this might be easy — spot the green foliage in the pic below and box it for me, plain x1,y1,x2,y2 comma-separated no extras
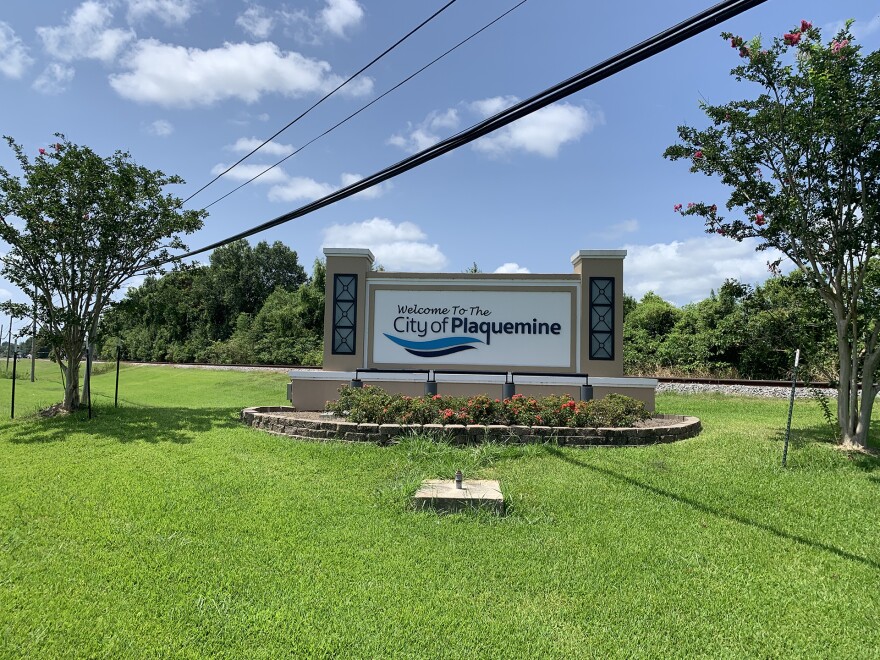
326,385,650,428
0,134,205,409
102,246,324,365
664,21,880,445
625,271,836,379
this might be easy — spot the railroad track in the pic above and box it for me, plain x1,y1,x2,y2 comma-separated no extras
117,360,834,389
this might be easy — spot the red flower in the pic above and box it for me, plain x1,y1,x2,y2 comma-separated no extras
784,32,801,46
38,148,46,155
673,203,682,212
755,212,764,223
755,217,767,227
710,205,717,213
800,20,812,32
716,229,725,236
739,46,750,58
694,150,703,159
730,36,743,48
687,202,695,209
54,143,62,151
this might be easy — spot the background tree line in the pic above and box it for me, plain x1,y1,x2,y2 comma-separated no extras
99,239,325,365
101,236,842,381
624,270,839,381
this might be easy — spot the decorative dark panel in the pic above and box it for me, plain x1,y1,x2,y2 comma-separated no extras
589,277,614,360
332,274,357,355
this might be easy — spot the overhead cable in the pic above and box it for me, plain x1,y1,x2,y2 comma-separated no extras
182,0,459,205
200,0,530,212
163,0,769,266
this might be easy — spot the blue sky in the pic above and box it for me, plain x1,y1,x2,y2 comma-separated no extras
1,0,878,328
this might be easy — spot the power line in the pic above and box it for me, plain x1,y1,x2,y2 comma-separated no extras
162,0,768,267
182,0,459,205
200,0,530,212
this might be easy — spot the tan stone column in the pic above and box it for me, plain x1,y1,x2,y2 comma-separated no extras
323,248,374,371
571,250,626,377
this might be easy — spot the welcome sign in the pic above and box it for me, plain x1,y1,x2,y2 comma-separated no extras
370,287,576,368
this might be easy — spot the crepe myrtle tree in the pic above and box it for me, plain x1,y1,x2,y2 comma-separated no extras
0,134,205,410
664,21,880,449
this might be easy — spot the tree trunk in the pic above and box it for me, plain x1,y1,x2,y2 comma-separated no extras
835,318,857,445
63,359,81,410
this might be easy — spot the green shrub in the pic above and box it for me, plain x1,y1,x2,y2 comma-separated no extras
326,386,651,428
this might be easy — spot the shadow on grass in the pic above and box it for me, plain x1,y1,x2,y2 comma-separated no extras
542,445,880,571
774,423,880,472
7,405,241,445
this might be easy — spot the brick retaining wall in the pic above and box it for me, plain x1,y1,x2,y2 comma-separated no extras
240,407,701,446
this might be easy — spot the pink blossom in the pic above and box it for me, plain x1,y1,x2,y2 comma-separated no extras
730,36,743,48
54,143,62,151
673,203,682,212
831,39,849,53
739,46,750,58
711,205,717,213
716,229,726,236
784,32,801,46
694,150,703,159
38,148,46,155
687,202,695,209
755,212,764,222
800,20,812,32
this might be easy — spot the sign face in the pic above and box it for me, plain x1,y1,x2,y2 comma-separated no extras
371,288,574,367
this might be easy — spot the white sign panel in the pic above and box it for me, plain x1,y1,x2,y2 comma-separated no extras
371,289,573,367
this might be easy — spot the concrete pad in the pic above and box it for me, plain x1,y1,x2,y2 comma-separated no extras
413,479,504,514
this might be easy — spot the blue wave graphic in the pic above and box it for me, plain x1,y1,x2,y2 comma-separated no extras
383,333,482,358
405,345,477,358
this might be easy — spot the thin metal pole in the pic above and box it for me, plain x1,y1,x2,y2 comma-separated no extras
11,352,17,419
115,345,121,407
782,349,800,468
86,345,92,419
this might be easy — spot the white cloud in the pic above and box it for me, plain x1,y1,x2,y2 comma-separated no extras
236,5,274,39
622,236,790,305
388,108,461,153
390,97,602,158
322,218,447,271
32,63,75,94
320,0,364,37
825,15,880,40
602,218,640,238
227,136,293,157
211,162,289,185
37,1,135,63
0,22,33,79
268,176,335,202
473,99,603,158
470,95,517,116
126,0,197,26
147,119,173,136
340,172,390,199
109,39,372,107
494,262,530,274
267,171,388,202
284,0,364,43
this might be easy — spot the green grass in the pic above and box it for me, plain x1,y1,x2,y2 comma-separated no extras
1,363,879,657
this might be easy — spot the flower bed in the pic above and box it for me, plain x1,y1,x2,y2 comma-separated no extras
325,385,651,428
240,407,701,446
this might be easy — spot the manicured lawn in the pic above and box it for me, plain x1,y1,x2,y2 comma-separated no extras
1,363,878,657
